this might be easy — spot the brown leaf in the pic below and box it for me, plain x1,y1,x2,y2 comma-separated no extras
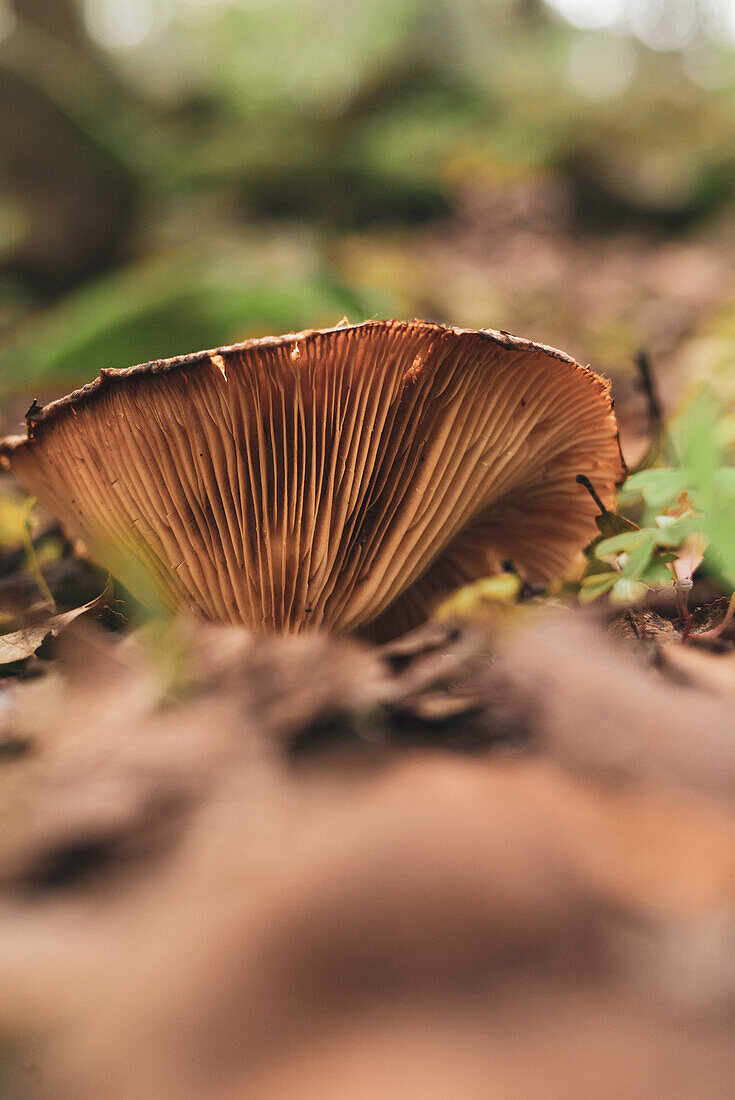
0,580,118,666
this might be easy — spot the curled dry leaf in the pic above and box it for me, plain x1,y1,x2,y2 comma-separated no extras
0,580,117,666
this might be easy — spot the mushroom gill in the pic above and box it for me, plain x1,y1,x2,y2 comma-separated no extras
0,321,624,637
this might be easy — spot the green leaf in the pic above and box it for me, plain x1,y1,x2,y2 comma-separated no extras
595,529,653,559
714,467,735,499
610,578,648,604
619,468,692,509
578,571,618,602
653,515,705,546
619,531,657,579
643,560,676,585
671,387,722,477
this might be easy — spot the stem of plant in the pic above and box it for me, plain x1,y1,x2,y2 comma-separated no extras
23,498,56,612
575,474,607,516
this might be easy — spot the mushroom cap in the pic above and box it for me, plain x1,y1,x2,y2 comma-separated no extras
0,320,623,636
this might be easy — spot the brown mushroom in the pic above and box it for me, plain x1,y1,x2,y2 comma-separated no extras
0,321,623,636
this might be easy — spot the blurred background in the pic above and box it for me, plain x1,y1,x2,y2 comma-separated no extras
2,0,735,428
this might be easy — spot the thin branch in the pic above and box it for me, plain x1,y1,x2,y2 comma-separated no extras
575,474,607,516
633,349,664,440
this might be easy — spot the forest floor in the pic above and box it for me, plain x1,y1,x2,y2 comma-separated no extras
3,593,735,1097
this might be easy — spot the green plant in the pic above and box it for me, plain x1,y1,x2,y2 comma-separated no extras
579,389,735,614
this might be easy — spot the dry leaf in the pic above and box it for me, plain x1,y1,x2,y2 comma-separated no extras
0,580,117,666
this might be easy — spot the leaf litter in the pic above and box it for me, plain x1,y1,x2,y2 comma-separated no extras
0,599,733,1097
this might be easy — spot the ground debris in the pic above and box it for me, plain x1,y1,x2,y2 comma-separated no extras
0,580,119,670
610,605,680,643
2,610,735,1097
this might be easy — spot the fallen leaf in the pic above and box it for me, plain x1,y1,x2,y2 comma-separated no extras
0,581,118,666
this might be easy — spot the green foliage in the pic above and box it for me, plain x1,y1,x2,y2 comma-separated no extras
580,517,700,604
581,388,735,605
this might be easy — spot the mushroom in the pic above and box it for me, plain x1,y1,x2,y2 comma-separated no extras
0,321,623,637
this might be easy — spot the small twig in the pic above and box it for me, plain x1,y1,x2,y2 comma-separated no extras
575,474,607,516
633,350,664,440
